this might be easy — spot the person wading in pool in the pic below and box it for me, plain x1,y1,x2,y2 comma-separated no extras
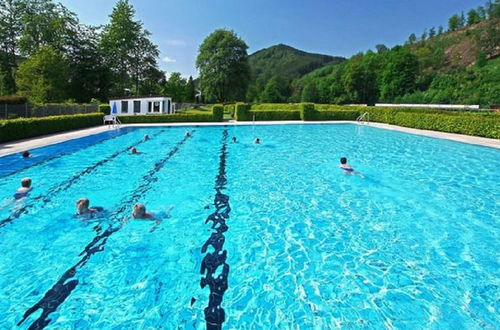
76,198,103,216
339,157,364,178
14,178,32,200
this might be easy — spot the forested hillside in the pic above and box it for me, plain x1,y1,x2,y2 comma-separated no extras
246,44,344,102
291,3,500,106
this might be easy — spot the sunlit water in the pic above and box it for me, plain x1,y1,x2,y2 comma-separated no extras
0,124,498,329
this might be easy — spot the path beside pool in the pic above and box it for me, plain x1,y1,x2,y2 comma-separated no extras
1,121,499,157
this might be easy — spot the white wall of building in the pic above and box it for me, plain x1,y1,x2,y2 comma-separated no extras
109,97,174,115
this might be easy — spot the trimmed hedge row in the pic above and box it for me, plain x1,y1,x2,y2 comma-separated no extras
99,104,110,115
118,105,224,123
236,103,300,121
0,113,103,143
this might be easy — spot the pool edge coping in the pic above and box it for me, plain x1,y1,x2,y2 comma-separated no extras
1,120,499,156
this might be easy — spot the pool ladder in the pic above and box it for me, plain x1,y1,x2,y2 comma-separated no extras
356,112,370,125
104,115,122,129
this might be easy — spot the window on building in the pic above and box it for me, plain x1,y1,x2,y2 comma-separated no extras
121,101,128,113
153,101,160,112
134,101,141,113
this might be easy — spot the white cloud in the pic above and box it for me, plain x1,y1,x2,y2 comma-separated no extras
166,39,187,47
162,56,176,63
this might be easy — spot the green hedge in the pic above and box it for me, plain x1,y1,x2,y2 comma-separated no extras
212,104,224,121
0,113,103,143
390,112,500,139
118,113,217,123
311,110,360,121
251,110,301,121
235,103,251,121
99,104,110,115
300,103,315,120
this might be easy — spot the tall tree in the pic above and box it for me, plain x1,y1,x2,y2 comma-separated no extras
448,14,460,31
184,76,196,102
375,44,389,54
467,9,482,25
437,25,444,35
0,0,26,94
429,27,436,38
380,47,419,101
163,72,186,101
196,29,250,102
100,0,160,96
301,82,319,102
407,33,417,44
16,45,69,103
260,76,287,102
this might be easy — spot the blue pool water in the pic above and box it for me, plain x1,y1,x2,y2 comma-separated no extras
0,124,498,329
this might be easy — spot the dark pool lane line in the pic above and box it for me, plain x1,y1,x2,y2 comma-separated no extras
200,129,231,330
0,127,135,179
0,129,166,229
17,131,195,330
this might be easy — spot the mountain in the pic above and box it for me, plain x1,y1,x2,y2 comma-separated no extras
249,44,343,82
293,17,500,106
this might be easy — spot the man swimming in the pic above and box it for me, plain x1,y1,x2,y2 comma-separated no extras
339,157,364,177
22,151,30,158
130,147,141,154
232,137,237,143
132,203,163,232
254,138,261,144
14,178,32,200
76,198,102,215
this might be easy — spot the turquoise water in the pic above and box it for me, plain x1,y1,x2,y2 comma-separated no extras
0,124,498,329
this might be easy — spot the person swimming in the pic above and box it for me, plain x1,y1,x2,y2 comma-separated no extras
254,138,261,145
22,151,30,158
339,157,364,177
76,198,103,215
232,137,237,143
130,147,141,154
144,134,150,141
132,202,164,232
185,131,191,137
14,178,32,200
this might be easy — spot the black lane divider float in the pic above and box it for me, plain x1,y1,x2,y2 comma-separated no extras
0,130,165,229
17,130,195,330
1,128,133,179
200,129,231,330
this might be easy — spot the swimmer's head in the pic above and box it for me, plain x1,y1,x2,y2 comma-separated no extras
76,198,90,213
22,151,30,158
340,157,347,164
131,147,138,154
133,203,146,218
21,177,31,188
144,134,150,140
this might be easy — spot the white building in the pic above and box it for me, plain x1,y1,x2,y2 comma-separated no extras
109,96,175,115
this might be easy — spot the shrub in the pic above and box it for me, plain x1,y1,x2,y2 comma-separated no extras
0,113,103,142
251,110,300,121
311,110,360,121
224,104,235,117
99,104,111,115
212,104,224,121
235,103,251,121
300,103,315,120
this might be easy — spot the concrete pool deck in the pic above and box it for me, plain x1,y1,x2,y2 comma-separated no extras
0,121,499,157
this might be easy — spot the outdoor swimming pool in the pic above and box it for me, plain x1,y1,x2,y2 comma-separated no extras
0,124,498,329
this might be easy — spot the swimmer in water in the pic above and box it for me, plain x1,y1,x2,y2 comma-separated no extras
132,202,163,232
232,137,237,143
254,138,261,145
339,157,364,178
185,131,191,137
22,151,30,158
76,198,102,215
144,134,150,141
130,147,141,154
14,178,32,200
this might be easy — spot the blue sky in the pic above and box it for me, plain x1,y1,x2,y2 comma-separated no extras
59,0,484,78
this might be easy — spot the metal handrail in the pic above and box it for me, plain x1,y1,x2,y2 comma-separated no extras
356,112,370,123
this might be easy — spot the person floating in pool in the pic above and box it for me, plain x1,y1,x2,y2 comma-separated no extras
144,134,150,141
14,178,32,200
22,151,30,158
130,147,141,154
185,131,191,137
232,137,237,143
131,202,168,232
254,138,261,145
76,198,103,216
339,157,364,178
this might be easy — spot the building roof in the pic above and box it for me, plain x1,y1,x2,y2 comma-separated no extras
109,95,171,101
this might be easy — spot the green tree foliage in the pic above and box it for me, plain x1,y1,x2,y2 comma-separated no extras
448,14,460,31
185,76,196,102
467,9,482,25
380,48,419,101
375,44,389,53
196,29,250,102
429,27,436,38
260,76,288,102
407,33,417,44
163,72,187,101
437,25,444,35
100,0,161,96
301,82,319,102
16,46,69,103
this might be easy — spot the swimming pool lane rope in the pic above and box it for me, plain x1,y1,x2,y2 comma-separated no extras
200,129,231,330
16,130,195,330
0,129,165,229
